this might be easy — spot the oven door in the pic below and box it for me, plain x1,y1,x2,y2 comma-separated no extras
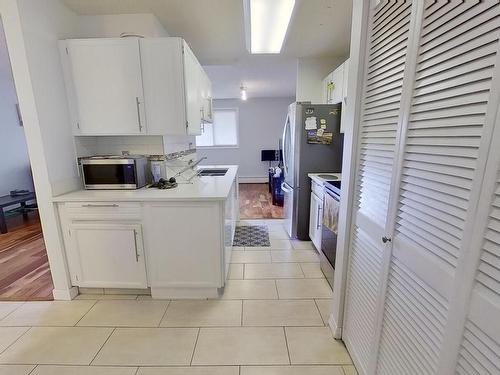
320,189,340,288
82,161,138,189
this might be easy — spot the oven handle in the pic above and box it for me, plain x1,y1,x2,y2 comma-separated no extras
81,204,119,208
317,206,322,230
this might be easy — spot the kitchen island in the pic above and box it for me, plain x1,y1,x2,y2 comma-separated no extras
53,165,238,299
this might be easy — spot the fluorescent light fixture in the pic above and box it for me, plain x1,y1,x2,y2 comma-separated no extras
243,0,296,54
240,86,248,100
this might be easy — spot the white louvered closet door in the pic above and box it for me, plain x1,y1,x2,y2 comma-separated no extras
342,1,414,373
373,1,500,375
455,148,500,374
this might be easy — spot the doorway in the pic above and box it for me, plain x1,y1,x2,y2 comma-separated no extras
0,18,53,301
239,183,284,220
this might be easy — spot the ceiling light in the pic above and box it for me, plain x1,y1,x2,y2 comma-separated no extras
243,0,296,54
240,85,248,101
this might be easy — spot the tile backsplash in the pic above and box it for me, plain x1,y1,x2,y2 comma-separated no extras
74,135,196,158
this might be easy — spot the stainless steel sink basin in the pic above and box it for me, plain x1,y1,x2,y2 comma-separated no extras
317,174,338,180
198,168,228,176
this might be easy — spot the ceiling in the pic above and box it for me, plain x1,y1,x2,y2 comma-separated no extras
62,0,352,98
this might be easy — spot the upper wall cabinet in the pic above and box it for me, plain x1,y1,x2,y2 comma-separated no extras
60,37,211,136
324,65,344,105
322,58,350,133
62,38,146,135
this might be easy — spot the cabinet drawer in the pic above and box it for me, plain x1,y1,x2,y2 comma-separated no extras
64,202,142,220
311,180,324,199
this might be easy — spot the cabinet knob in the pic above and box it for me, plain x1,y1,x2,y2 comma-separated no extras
382,236,392,243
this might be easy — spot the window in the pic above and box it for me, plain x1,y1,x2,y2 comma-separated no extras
196,109,238,148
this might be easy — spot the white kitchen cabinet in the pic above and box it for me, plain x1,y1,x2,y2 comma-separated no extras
182,42,203,135
324,65,344,105
140,38,206,136
322,59,350,132
62,38,146,135
340,58,350,133
309,191,323,250
61,37,211,136
67,222,147,288
342,58,349,102
143,201,224,299
200,72,213,123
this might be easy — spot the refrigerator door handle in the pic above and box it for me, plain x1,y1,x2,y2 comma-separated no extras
281,182,292,193
282,115,290,175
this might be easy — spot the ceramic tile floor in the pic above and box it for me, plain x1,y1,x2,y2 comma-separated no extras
0,220,357,375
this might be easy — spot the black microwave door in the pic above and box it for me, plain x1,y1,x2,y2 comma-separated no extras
83,164,136,186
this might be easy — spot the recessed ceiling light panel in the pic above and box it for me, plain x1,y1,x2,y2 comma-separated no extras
244,0,296,54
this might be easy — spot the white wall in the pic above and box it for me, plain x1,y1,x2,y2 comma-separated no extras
296,56,346,103
197,97,293,181
0,19,32,196
79,14,168,38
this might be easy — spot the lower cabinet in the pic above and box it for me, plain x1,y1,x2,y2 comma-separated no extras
143,201,224,298
309,191,323,250
68,222,147,288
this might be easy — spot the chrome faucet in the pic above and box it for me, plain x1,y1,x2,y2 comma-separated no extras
174,157,208,178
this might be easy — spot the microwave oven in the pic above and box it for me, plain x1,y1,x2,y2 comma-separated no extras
80,155,148,190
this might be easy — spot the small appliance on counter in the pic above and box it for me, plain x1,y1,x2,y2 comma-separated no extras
149,156,168,183
80,155,148,190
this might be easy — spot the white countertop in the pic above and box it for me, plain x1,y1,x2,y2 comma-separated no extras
308,172,342,185
52,165,239,203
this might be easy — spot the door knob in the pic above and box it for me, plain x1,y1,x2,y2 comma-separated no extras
382,236,392,243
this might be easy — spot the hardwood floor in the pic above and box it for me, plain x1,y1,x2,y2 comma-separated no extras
0,211,53,301
239,183,284,220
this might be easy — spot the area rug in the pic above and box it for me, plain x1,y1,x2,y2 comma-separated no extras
233,225,271,247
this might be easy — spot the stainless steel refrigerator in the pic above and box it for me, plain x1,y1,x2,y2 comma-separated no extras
281,102,343,240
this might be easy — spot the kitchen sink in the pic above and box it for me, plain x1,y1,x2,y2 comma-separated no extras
198,168,228,176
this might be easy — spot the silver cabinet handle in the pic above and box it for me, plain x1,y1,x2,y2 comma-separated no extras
317,207,322,230
15,103,23,126
133,229,139,262
135,97,143,132
81,204,119,208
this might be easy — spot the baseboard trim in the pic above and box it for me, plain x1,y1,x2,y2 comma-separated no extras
239,177,268,183
52,286,78,300
328,314,342,339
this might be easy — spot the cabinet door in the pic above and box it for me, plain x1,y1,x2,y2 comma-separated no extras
65,38,145,135
340,59,349,133
140,38,186,135
69,222,147,288
183,42,202,136
201,72,213,123
329,65,344,104
342,59,349,102
342,1,412,372
309,192,322,250
322,76,330,104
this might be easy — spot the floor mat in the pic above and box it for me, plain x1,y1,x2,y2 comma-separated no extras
233,225,270,247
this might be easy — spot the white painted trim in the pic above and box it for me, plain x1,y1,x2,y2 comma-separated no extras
0,2,74,297
238,176,269,184
52,286,78,301
331,0,371,345
328,313,342,339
